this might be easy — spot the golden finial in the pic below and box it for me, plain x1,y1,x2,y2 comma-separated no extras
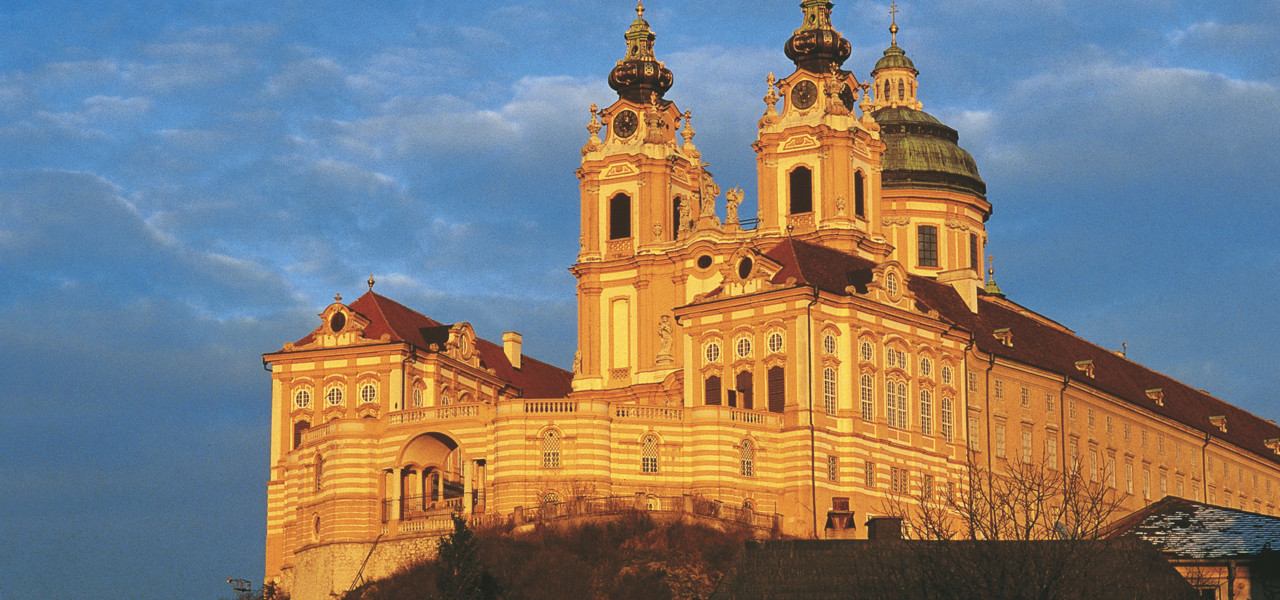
889,2,900,45
334,293,342,302
636,0,644,19
368,274,375,291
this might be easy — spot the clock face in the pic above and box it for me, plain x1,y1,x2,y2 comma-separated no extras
613,110,638,138
792,80,818,110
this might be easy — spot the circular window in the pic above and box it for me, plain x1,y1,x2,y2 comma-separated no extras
920,358,933,378
737,257,754,279
329,311,346,333
325,386,344,406
294,389,312,409
697,255,713,269
360,383,377,404
822,334,837,355
886,273,900,297
736,336,753,359
705,341,721,364
767,332,784,354
860,341,873,362
942,365,954,385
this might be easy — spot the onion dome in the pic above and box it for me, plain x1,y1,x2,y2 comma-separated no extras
784,0,852,73
872,106,986,198
608,1,674,103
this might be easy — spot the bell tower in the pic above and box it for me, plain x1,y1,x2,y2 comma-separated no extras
573,2,713,392
752,0,891,261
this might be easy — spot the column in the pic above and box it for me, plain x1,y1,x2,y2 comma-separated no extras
463,460,474,515
390,467,403,522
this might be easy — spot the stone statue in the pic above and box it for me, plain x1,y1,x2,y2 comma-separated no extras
573,350,582,375
726,187,744,224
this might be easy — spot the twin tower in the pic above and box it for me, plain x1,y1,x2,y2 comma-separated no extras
572,0,990,394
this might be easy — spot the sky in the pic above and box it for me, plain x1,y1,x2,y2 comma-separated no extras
1,1,1278,598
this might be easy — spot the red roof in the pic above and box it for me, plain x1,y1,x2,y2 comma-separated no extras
761,239,1280,467
296,292,572,399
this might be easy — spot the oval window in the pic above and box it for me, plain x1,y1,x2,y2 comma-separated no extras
329,311,346,333
738,257,753,279
697,255,713,269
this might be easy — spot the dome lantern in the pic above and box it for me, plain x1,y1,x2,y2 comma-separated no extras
607,1,674,103
783,0,852,74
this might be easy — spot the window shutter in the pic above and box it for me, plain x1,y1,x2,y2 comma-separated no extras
767,366,785,413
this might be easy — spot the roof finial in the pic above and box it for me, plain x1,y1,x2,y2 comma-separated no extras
889,2,900,45
368,274,375,291
984,255,1004,296
636,0,644,19
1121,342,1127,357
334,293,342,303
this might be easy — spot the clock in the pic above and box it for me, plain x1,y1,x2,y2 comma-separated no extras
791,80,818,110
613,109,638,138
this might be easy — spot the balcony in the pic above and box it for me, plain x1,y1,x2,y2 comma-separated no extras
388,402,492,426
690,405,781,430
299,418,378,446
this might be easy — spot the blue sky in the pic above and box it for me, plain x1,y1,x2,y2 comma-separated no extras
1,1,1277,598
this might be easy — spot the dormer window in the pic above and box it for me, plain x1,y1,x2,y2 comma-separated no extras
1265,438,1280,455
329,311,346,333
886,272,900,297
993,328,1013,347
1145,388,1164,406
1209,415,1227,433
1074,360,1094,379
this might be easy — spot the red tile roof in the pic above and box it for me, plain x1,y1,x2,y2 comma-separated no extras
761,239,1280,467
298,292,572,399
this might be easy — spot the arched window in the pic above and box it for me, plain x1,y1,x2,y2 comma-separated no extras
941,397,954,442
439,387,452,406
854,170,865,217
541,430,562,468
767,366,785,413
918,225,938,267
860,374,874,420
822,367,837,415
672,197,683,240
789,166,813,214
882,80,890,101
641,434,659,473
411,386,424,408
609,193,631,239
897,80,905,101
314,455,324,491
293,420,310,449
705,375,722,406
920,389,933,435
735,371,754,410
542,492,560,504
740,440,755,477
886,381,908,429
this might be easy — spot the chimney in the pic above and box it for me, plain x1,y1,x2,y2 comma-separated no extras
503,332,522,369
937,268,982,313
865,516,903,540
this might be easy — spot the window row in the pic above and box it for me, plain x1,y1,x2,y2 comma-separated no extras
785,166,867,218
293,382,378,409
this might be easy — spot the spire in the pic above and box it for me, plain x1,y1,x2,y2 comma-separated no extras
784,0,852,73
984,256,1005,297
871,4,921,110
608,0,674,103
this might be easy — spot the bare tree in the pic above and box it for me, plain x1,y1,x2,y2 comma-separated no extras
884,451,1130,542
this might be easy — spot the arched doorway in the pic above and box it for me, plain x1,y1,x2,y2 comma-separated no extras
388,432,482,523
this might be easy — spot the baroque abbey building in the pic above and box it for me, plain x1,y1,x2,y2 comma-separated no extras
262,2,1280,597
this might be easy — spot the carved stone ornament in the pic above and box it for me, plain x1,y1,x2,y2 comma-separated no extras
945,217,969,230
881,215,911,227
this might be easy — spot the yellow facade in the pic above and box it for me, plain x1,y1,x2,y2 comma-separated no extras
262,3,1280,598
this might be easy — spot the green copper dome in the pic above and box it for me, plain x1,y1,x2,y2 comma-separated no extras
873,44,918,74
872,106,985,198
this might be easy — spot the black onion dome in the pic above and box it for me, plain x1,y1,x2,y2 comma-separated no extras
784,0,852,73
872,106,986,198
608,6,673,103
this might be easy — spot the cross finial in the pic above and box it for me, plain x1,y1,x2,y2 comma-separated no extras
987,255,995,277
334,293,342,302
889,2,900,45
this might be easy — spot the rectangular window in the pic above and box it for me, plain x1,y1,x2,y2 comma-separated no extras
1087,408,1095,429
891,467,909,495
917,225,938,268
1045,393,1055,414
1089,447,1099,482
865,461,876,487
995,423,1007,459
767,366,785,413
968,416,981,451
828,455,839,482
1020,387,1030,407
1046,435,1058,468
1107,455,1116,488
1143,468,1152,500
1068,400,1076,420
968,372,977,392
822,368,837,415
922,474,934,500
1161,472,1168,496
1106,415,1114,435
1126,463,1134,495
994,379,1004,399
1124,422,1131,441
969,233,980,272
1021,430,1033,464
860,374,874,420
1141,429,1148,448
1070,442,1080,473
1158,434,1165,455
